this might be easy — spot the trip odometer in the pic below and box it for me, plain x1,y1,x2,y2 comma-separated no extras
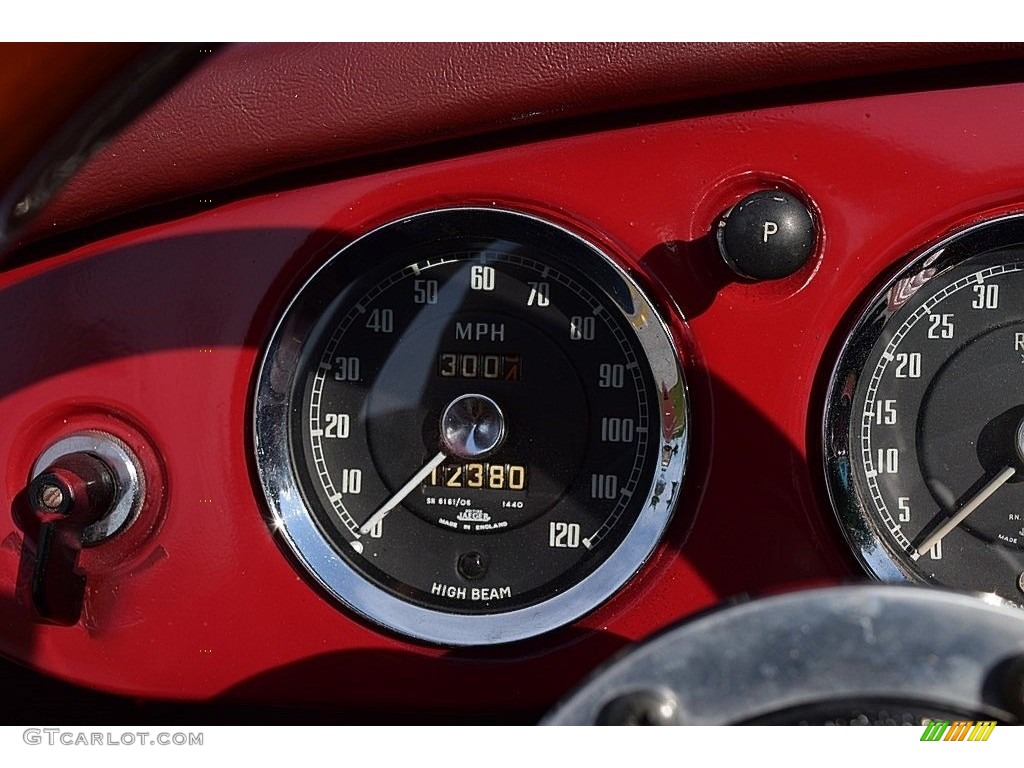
254,209,688,645
826,214,1024,605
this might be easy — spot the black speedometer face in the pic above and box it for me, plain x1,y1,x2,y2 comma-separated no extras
825,214,1024,605
254,209,688,645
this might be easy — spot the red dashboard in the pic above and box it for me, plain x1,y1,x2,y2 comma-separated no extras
4,43,1024,722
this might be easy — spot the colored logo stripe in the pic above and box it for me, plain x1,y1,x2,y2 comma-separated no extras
920,720,996,741
968,721,997,741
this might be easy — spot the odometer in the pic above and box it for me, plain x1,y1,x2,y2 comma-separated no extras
825,214,1024,605
254,209,688,645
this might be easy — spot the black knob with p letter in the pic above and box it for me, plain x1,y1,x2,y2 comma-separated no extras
717,190,816,281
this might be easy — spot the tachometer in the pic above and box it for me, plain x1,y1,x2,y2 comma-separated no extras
825,213,1024,605
254,208,688,645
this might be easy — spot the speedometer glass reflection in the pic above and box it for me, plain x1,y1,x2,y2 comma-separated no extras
825,214,1024,604
254,209,688,645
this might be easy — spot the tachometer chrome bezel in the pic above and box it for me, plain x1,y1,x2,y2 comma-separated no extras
253,208,689,646
824,212,1024,592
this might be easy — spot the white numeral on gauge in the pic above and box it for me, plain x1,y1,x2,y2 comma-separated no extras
334,356,361,382
324,413,351,438
972,283,999,309
413,279,438,304
527,281,550,306
570,315,595,341
471,265,496,291
898,496,911,522
366,308,394,333
339,469,362,495
927,313,955,339
874,399,897,425
894,352,921,378
549,521,581,548
598,363,625,389
876,448,899,474
590,473,618,499
601,417,635,442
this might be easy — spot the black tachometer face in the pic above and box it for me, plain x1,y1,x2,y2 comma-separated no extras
255,209,688,644
825,215,1024,605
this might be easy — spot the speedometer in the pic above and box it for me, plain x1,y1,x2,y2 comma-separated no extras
254,208,688,645
825,213,1024,605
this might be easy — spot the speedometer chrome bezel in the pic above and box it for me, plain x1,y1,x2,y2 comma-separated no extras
824,212,1024,589
253,207,689,646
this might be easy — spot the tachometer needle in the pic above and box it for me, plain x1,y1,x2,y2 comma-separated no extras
359,451,447,536
913,465,1016,560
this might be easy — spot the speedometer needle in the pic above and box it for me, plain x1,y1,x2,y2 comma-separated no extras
912,465,1016,560
359,451,447,536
